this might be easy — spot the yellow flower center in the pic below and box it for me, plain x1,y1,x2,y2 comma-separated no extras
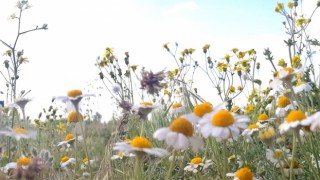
61,156,70,163
286,110,306,123
296,74,303,80
248,124,259,130
193,102,213,117
130,136,153,149
211,110,235,127
172,103,182,109
277,96,291,108
169,117,193,137
16,157,32,166
258,113,269,121
65,133,75,141
231,106,240,112
235,167,253,180
67,111,83,123
272,150,283,160
295,81,305,86
282,67,294,74
246,104,254,114
258,127,275,143
14,127,27,134
117,152,124,157
140,102,153,106
229,154,236,160
83,158,88,163
190,157,203,164
67,90,82,97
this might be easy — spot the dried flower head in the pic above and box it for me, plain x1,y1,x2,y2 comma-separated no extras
118,100,133,112
140,69,166,95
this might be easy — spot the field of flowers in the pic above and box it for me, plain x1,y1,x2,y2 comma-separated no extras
1,1,320,180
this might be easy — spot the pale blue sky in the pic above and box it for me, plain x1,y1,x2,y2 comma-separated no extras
0,0,318,121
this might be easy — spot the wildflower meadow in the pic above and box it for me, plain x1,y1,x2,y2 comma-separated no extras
1,1,320,180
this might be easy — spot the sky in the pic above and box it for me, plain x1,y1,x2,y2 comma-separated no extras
0,0,319,122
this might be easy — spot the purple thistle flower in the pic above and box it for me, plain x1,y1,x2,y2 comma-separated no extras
140,69,166,95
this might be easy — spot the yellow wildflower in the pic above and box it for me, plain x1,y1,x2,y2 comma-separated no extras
287,2,294,8
228,86,235,93
275,3,284,12
296,18,308,27
277,59,286,67
217,62,230,72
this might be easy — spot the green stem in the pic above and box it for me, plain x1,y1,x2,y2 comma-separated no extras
139,121,145,137
166,150,176,180
79,121,93,180
288,84,303,111
223,141,229,180
74,136,77,180
134,155,143,180
289,132,297,180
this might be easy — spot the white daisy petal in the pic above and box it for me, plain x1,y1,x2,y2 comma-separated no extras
153,128,170,141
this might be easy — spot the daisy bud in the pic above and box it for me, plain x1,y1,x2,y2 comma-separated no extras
258,127,275,145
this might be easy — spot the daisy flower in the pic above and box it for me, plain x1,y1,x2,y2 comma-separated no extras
293,81,312,93
10,98,32,119
132,102,158,120
80,158,94,170
184,157,212,173
275,95,295,118
228,155,244,167
231,105,241,113
60,156,75,168
258,126,276,146
242,123,267,136
199,107,249,141
67,111,83,124
0,127,36,140
113,136,168,159
170,102,185,114
153,117,204,152
111,152,135,160
256,113,276,125
227,167,258,180
266,148,288,166
271,67,302,90
279,110,311,134
1,156,32,173
182,102,214,124
57,133,76,147
54,89,95,111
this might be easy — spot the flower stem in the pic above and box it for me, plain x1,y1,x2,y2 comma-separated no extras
74,136,77,180
79,121,93,180
288,84,304,111
289,132,297,180
223,141,229,180
166,150,176,180
134,155,143,180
